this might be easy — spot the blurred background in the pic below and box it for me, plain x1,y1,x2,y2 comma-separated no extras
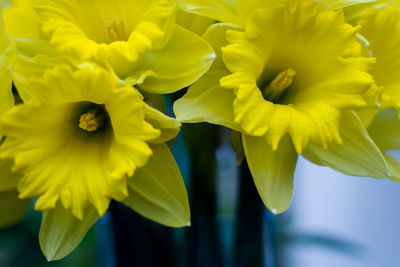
1,127,400,267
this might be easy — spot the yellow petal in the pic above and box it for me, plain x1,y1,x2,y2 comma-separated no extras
322,0,377,10
10,38,78,104
144,104,181,144
3,0,41,38
176,8,215,36
384,153,400,182
124,144,190,227
11,52,69,102
174,69,240,131
235,0,359,24
39,203,99,261
179,0,372,26
137,25,215,93
0,190,28,228
173,23,241,131
177,0,239,24
12,38,59,57
355,106,379,129
343,0,392,23
0,1,16,137
368,108,400,150
236,0,278,24
303,111,390,178
0,158,20,191
242,134,298,214
384,153,400,181
0,42,16,137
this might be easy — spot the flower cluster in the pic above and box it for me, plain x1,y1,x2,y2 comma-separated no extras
0,0,400,261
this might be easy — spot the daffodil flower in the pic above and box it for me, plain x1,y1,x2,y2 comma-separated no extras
3,0,215,94
174,0,391,214
0,63,190,260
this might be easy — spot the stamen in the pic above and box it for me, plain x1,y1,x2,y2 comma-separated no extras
76,103,109,133
262,68,296,101
79,113,100,132
105,20,127,43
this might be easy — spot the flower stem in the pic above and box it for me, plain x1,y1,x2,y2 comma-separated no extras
183,123,224,267
234,161,264,267
109,201,175,267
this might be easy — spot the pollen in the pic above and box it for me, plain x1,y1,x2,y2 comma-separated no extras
79,113,100,132
79,113,101,132
105,20,127,43
77,103,109,133
262,68,296,102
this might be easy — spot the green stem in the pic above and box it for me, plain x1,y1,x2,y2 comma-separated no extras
109,201,175,267
183,123,224,267
234,161,264,267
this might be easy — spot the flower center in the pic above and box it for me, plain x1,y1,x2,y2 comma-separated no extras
105,20,127,43
77,103,109,133
79,113,100,132
258,68,296,103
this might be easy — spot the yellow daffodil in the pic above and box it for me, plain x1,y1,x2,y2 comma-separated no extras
0,62,190,260
175,0,391,214
4,0,215,94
